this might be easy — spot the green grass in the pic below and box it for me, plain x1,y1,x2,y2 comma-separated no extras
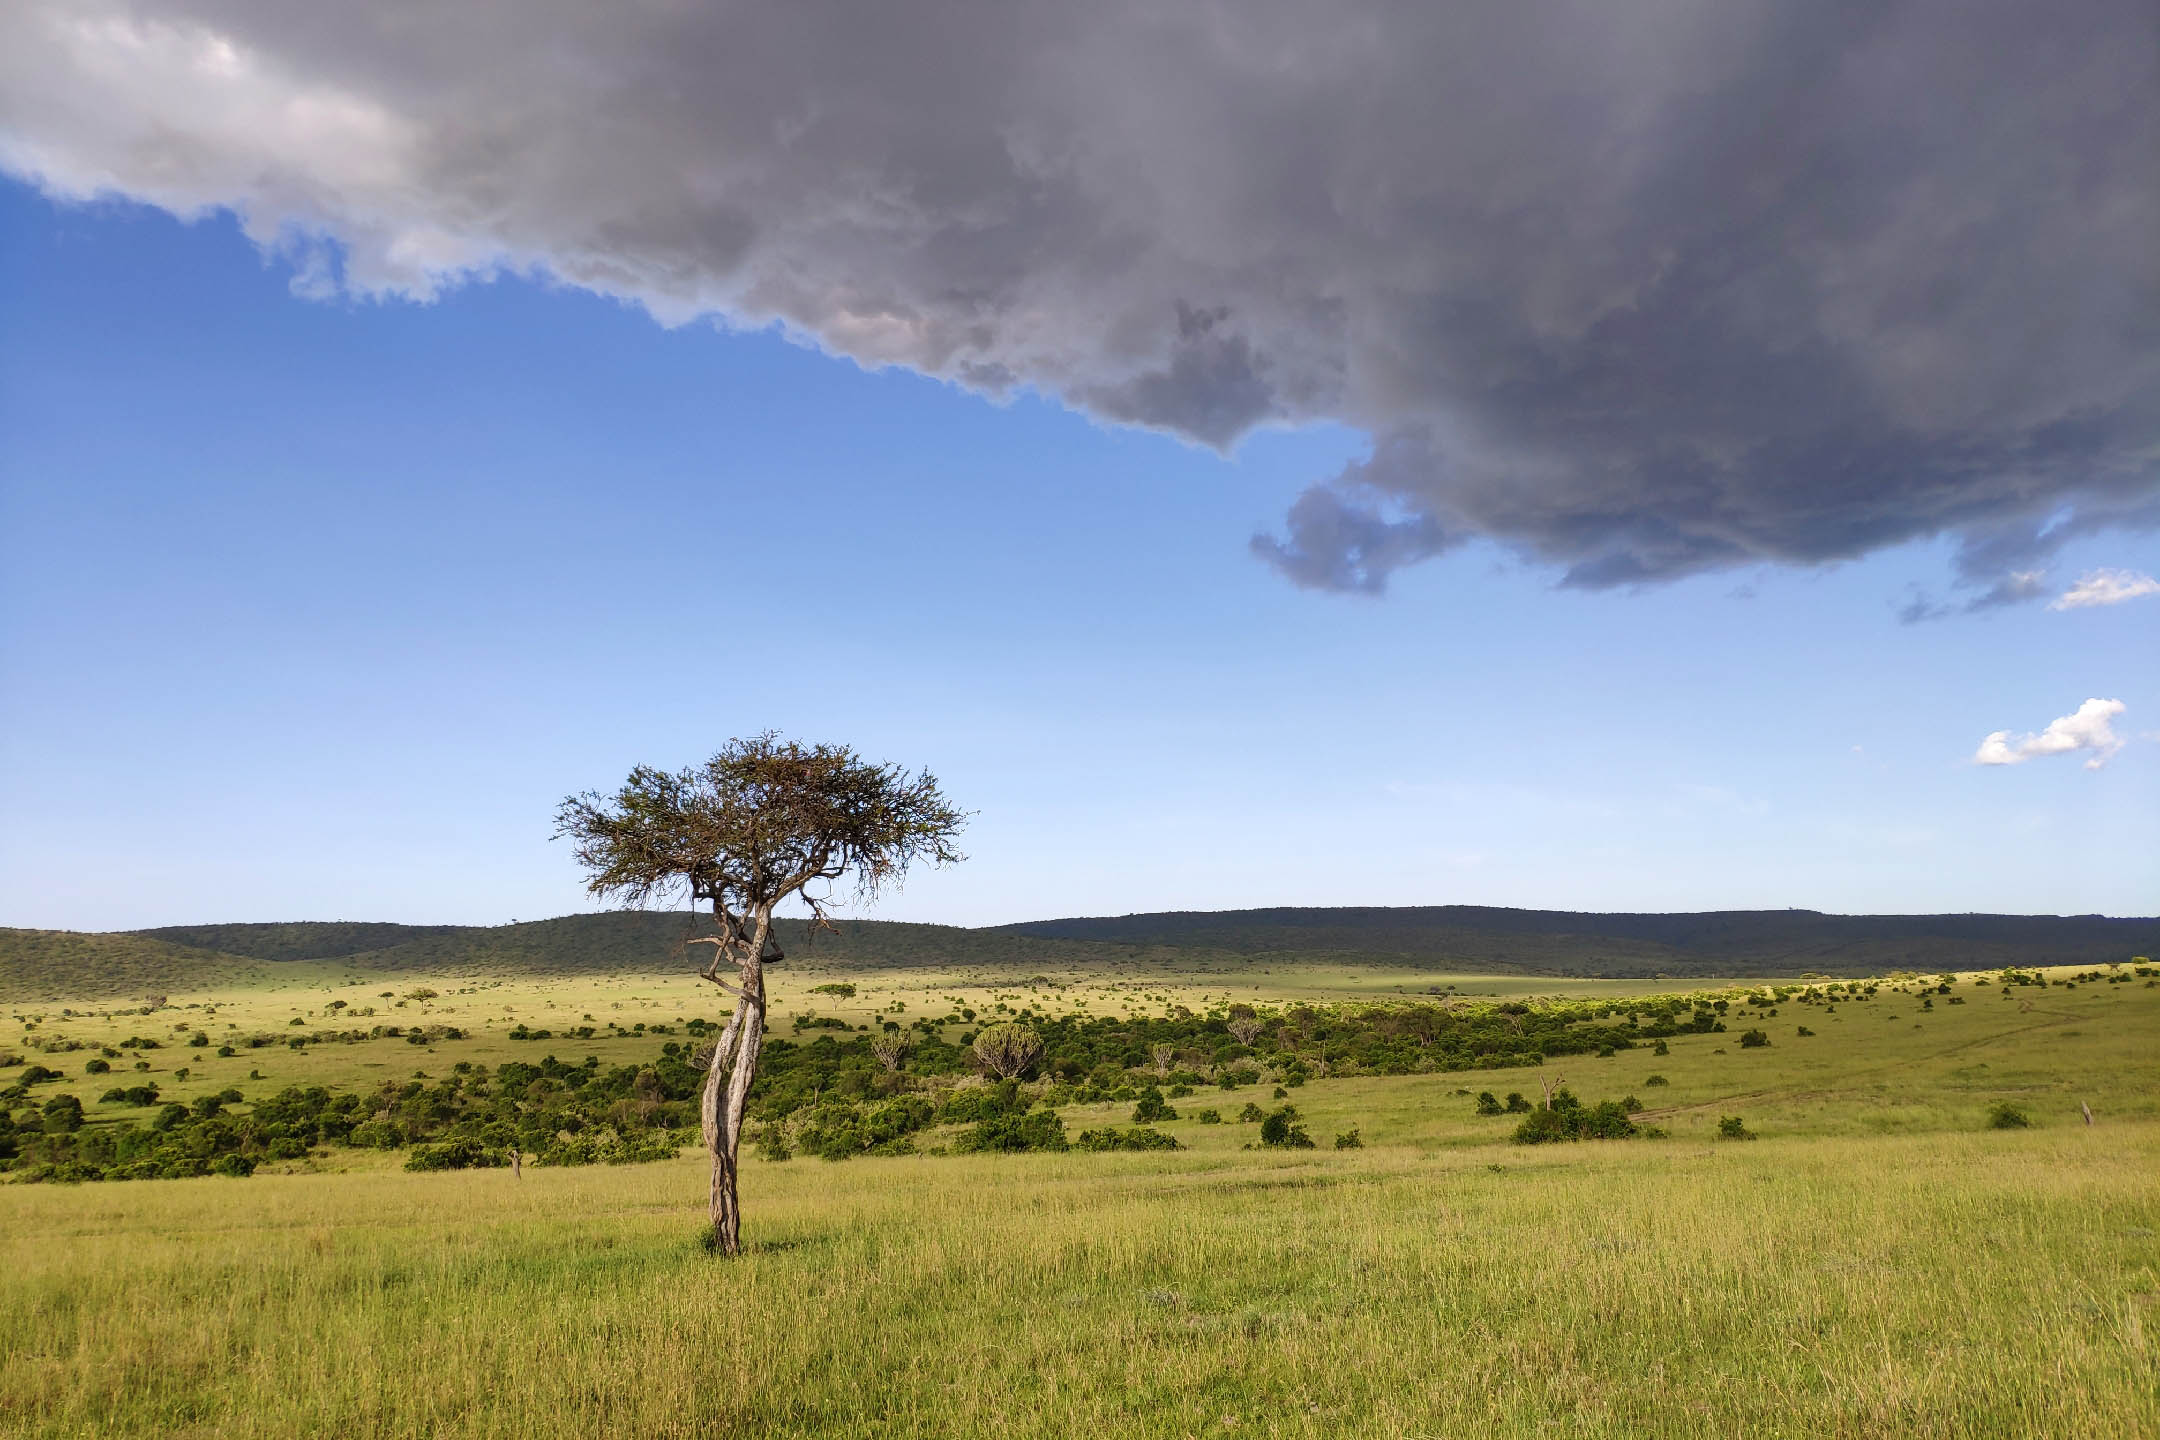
5,966,2157,1437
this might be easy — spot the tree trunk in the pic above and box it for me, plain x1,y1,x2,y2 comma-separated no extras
701,908,770,1255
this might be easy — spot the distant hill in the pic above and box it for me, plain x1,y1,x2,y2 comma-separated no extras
2,904,2153,1002
995,906,2160,975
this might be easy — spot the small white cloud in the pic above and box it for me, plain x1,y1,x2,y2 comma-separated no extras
1973,698,2127,770
2049,569,2160,610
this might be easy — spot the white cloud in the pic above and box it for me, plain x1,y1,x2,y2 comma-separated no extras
1973,698,2127,770
2049,568,2160,610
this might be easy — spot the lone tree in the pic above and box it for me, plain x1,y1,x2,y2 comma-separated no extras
556,733,965,1254
971,1023,1043,1080
869,1030,915,1072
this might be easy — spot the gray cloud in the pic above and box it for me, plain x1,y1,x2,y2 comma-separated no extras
2,0,2154,596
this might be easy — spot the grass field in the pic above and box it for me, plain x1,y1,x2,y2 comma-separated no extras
5,963,2157,1437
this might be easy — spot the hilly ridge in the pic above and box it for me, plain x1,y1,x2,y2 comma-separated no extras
2,904,2153,1002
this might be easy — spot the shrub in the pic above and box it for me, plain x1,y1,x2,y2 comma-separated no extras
1739,1029,1769,1048
40,1094,84,1134
1474,1091,1503,1116
1333,1128,1363,1149
84,1059,110,1075
1652,1040,1670,1056
1074,1126,1181,1152
1504,1092,1531,1113
954,1108,1068,1153
1717,1115,1755,1140
1196,1108,1222,1124
404,1138,507,1171
1644,1074,1669,1086
348,1119,401,1148
1512,1099,1637,1144
1986,1101,2032,1130
1238,1102,1265,1123
1131,1086,1178,1124
1796,1026,1814,1037
1258,1107,1314,1149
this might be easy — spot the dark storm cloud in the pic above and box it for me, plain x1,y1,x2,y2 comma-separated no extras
3,0,2154,596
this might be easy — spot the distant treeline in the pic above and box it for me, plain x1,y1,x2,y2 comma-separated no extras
2,904,2153,1001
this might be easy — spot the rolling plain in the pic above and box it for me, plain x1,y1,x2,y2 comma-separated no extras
3,920,2155,1438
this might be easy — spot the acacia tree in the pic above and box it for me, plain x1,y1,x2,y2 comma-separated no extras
555,733,965,1254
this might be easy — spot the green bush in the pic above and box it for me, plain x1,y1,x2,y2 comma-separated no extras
404,1138,508,1171
1196,1108,1221,1124
1474,1091,1503,1116
1739,1029,1770,1048
1511,1098,1638,1144
1504,1092,1531,1113
1074,1126,1181,1152
1333,1128,1363,1149
1644,1074,1669,1086
953,1108,1068,1153
1717,1115,1755,1140
1131,1085,1178,1124
1238,1102,1265,1123
1986,1101,2032,1130
1259,1107,1314,1149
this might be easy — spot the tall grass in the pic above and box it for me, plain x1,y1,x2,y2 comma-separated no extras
5,1125,2154,1438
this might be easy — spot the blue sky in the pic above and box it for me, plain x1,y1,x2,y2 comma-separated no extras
2,182,2154,929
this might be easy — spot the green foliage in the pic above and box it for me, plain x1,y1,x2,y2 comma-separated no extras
1073,1126,1181,1152
1504,1092,1531,1113
809,983,858,998
1510,1091,1639,1144
953,1108,1067,1154
1474,1091,1502,1116
1237,1102,1265,1123
1986,1102,2032,1130
1333,1128,1363,1149
1717,1116,1756,1140
1644,1074,1669,1086
1739,1029,1770,1048
404,1138,508,1171
1130,1085,1177,1124
1195,1108,1221,1124
1259,1107,1314,1149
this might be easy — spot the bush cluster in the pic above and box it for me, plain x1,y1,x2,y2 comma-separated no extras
1074,1126,1181,1151
1510,1088,1640,1144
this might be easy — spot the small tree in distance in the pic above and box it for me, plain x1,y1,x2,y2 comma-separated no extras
972,1023,1043,1080
556,733,965,1255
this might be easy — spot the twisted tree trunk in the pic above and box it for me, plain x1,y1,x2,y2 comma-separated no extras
699,909,770,1255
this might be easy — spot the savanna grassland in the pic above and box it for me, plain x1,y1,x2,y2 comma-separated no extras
4,957,2157,1439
